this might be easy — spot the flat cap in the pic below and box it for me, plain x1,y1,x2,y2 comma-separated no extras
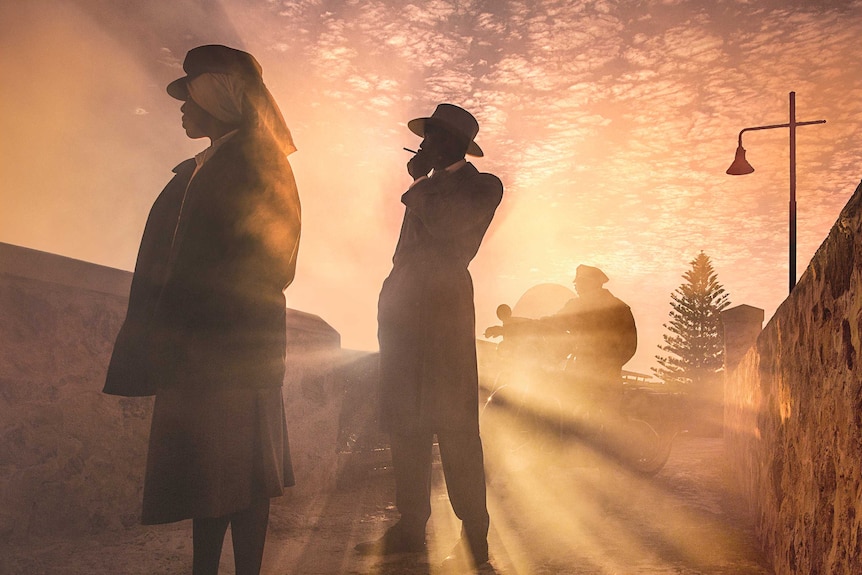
167,44,262,100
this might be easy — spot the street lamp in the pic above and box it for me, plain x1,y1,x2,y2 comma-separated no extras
726,91,826,293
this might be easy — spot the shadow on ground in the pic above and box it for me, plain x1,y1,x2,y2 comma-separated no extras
1,436,772,575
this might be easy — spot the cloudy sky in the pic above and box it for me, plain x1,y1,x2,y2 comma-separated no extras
2,0,861,374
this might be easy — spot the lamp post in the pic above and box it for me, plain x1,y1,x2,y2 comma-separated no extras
726,91,825,293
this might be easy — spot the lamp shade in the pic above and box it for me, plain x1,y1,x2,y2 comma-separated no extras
726,145,755,175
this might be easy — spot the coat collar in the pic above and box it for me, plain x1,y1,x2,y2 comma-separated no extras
172,158,197,175
170,128,250,176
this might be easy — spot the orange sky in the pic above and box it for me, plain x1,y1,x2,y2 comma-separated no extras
2,0,861,374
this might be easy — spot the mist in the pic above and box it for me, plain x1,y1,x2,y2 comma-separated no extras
2,0,861,372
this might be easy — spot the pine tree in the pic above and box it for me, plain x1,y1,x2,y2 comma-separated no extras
653,252,730,389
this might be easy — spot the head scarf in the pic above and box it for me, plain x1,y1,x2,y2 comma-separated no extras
186,72,296,156
187,73,244,126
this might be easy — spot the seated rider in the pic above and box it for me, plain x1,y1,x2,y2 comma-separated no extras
538,265,637,414
484,304,568,370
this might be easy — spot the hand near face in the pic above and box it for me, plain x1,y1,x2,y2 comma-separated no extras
406,123,467,180
407,149,434,180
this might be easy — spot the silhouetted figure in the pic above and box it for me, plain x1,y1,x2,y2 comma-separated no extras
103,45,300,575
358,104,502,572
543,265,637,413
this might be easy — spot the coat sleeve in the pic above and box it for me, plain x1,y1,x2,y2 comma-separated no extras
207,155,300,322
401,172,503,239
232,157,301,293
540,298,580,332
157,147,300,331
104,162,194,396
615,304,638,365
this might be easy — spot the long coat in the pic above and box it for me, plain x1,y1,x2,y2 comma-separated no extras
378,163,503,433
104,131,301,523
104,132,300,396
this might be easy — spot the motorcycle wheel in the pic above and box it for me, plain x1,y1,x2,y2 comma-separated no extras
618,418,675,476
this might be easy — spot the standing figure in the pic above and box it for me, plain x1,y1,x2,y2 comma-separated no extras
103,45,301,575
359,104,503,572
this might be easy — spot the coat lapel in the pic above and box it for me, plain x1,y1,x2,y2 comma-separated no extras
167,138,241,269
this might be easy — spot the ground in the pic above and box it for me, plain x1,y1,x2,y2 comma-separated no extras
1,435,771,575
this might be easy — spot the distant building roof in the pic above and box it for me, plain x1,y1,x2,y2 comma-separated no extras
0,242,132,297
286,308,341,350
720,304,765,325
1,241,341,349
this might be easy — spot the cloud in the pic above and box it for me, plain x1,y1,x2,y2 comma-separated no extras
3,0,861,365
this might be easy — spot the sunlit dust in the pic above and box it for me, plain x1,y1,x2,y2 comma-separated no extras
3,1,860,374
4,3,860,575
478,357,740,573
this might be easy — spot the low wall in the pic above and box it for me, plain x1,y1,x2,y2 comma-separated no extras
724,180,862,575
0,243,349,541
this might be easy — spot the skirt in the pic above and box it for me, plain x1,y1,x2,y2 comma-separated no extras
141,386,294,525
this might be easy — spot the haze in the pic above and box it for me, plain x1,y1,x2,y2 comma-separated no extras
2,0,861,374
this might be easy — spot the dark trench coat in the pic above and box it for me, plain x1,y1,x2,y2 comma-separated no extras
378,163,503,433
104,130,300,523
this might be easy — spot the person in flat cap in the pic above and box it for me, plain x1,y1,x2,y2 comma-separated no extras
542,265,637,417
357,104,503,571
103,44,300,575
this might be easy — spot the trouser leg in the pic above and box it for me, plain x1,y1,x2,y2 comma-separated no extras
436,428,490,558
193,516,230,575
389,429,434,541
231,498,271,575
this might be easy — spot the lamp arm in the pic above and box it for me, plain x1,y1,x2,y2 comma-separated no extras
737,120,826,146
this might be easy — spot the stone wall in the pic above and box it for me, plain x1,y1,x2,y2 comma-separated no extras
723,180,862,575
0,243,350,541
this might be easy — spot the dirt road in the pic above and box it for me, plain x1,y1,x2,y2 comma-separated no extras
1,436,772,575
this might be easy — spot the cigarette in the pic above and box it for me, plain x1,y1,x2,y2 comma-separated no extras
403,147,418,154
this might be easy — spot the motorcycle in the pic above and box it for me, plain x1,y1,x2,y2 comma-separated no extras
480,303,678,477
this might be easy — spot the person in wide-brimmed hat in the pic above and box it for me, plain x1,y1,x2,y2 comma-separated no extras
357,104,503,571
104,44,301,575
406,102,485,157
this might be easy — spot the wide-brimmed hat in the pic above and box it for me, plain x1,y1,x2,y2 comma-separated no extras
407,103,484,157
167,44,263,101
575,265,609,285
